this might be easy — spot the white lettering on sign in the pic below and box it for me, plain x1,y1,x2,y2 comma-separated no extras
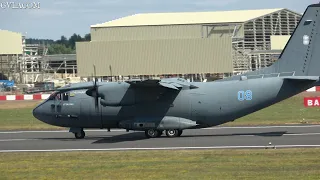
304,97,320,107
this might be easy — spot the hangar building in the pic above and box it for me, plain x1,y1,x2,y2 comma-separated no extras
76,8,302,79
0,30,23,80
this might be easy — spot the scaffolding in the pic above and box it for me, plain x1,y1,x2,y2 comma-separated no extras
19,53,77,84
0,35,78,84
232,9,301,74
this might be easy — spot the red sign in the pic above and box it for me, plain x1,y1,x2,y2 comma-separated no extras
304,97,320,107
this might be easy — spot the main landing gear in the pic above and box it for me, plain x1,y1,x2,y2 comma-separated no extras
144,129,183,138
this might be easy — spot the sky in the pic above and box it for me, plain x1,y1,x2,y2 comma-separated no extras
0,0,319,40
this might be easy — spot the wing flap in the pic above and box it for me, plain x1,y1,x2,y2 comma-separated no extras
159,82,179,90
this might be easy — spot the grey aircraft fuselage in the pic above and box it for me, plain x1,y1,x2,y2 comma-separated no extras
34,76,312,129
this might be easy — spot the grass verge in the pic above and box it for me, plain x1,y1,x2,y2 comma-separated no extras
0,95,319,130
0,148,320,179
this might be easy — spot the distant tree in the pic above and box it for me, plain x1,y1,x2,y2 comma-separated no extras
56,36,69,47
84,33,91,41
25,32,90,54
68,33,84,49
47,44,73,55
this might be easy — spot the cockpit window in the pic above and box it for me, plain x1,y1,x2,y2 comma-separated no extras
62,93,69,101
48,93,57,100
48,92,68,101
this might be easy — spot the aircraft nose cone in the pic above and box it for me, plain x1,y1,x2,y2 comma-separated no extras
32,107,41,120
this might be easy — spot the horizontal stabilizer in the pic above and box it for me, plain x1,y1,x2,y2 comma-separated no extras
283,76,319,82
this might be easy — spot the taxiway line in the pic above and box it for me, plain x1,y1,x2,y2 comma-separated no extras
1,133,320,142
0,139,39,142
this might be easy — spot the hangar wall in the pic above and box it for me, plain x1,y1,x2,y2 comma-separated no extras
90,25,242,41
0,30,22,55
270,35,291,50
77,8,301,78
76,37,232,76
0,30,22,80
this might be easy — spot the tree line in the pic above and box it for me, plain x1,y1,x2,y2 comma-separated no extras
26,33,91,55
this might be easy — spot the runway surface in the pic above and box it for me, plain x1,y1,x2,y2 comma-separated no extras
1,125,320,152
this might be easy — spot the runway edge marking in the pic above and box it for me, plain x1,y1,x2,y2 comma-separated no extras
1,145,320,153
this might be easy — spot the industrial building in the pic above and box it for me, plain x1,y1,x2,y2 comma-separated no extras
0,30,77,84
0,30,23,81
76,7,302,80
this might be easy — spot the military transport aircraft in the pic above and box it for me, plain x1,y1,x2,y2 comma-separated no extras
33,3,320,139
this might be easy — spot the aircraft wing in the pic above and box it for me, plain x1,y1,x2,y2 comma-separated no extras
126,78,198,90
26,84,96,94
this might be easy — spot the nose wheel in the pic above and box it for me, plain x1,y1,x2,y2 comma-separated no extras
74,130,85,139
69,128,86,139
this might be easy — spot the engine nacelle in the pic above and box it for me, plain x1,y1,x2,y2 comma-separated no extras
98,83,135,107
119,116,198,130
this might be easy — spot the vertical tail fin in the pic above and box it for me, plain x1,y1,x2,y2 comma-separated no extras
271,3,320,76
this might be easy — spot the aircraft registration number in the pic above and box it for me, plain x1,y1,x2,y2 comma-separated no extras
237,90,252,101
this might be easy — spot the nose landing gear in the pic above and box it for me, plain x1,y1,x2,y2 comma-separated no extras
69,127,86,139
74,130,85,139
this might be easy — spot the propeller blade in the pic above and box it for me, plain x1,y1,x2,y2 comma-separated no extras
93,65,99,111
93,65,97,87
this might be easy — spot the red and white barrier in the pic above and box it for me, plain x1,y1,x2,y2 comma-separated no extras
0,94,51,101
306,86,320,92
